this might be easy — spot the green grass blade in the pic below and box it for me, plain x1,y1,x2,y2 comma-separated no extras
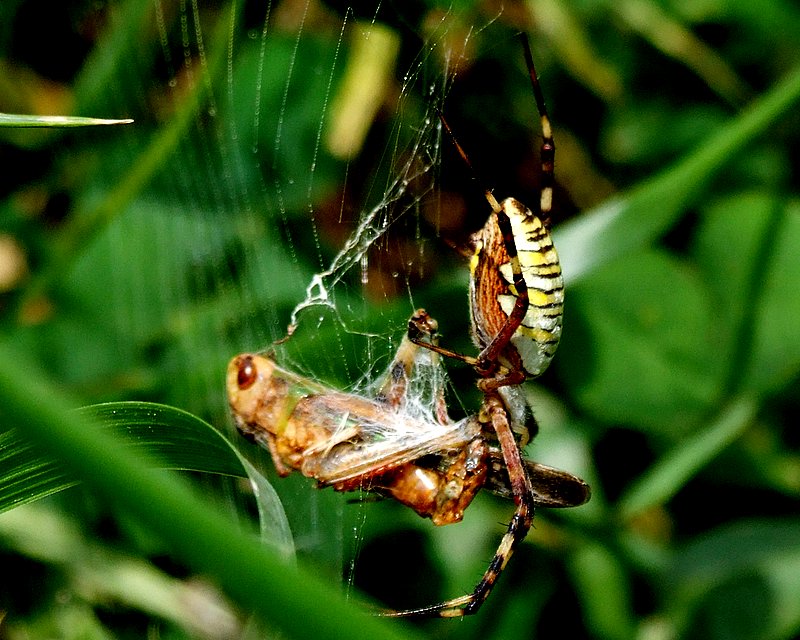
0,402,239,514
1,400,295,558
618,396,756,520
0,113,133,127
81,402,246,474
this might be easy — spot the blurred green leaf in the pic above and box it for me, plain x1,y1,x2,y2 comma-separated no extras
528,0,623,102
693,192,800,394
667,518,800,640
0,503,242,638
72,0,157,117
559,250,723,433
692,192,780,392
746,199,800,392
613,0,752,106
694,192,800,391
618,396,756,520
556,62,800,285
602,102,727,167
568,541,636,640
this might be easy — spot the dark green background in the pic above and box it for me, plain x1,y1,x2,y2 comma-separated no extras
1,1,799,639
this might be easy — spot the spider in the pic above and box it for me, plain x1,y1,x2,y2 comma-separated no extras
227,310,588,615
396,33,570,616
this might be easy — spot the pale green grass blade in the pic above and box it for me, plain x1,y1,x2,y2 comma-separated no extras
0,113,133,127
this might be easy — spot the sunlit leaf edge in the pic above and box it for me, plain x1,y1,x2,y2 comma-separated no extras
0,113,133,127
1,401,290,551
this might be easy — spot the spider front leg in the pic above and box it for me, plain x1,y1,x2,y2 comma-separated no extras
384,393,533,618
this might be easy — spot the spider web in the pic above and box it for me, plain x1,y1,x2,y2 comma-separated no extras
51,0,503,600
67,2,472,403
132,0,481,573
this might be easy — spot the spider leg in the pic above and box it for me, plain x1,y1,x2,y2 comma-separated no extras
383,393,533,618
405,306,530,397
405,304,481,373
438,107,540,381
520,32,555,228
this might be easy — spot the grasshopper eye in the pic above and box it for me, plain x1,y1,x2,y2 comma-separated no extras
237,356,257,390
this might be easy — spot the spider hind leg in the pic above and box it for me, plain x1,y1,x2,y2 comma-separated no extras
383,393,534,618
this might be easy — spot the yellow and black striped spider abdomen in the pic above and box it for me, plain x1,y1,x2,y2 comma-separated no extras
469,197,563,379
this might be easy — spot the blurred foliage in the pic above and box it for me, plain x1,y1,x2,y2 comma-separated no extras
1,1,800,639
